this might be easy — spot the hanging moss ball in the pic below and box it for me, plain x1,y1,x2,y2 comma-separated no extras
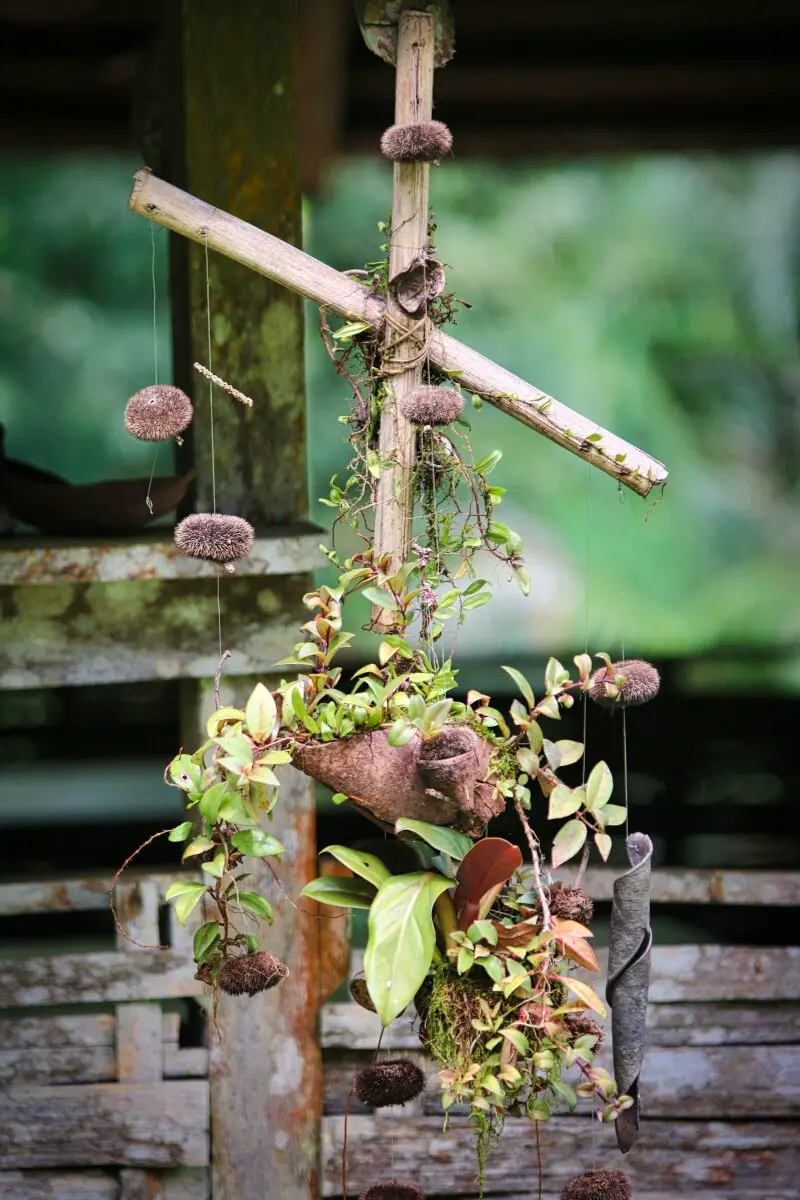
354,1059,425,1108
399,385,464,427
547,881,594,925
359,1183,426,1200
588,659,660,709
174,513,254,564
561,1169,632,1200
349,975,377,1013
218,952,288,996
564,1012,606,1048
124,384,193,441
380,119,452,163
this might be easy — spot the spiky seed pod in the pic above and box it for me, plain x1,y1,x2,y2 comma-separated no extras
399,385,463,427
358,1183,426,1200
174,513,254,564
564,1011,606,1048
354,1059,425,1108
547,881,594,925
218,952,288,996
349,975,377,1013
589,658,660,709
561,1168,632,1200
380,120,452,163
124,385,193,441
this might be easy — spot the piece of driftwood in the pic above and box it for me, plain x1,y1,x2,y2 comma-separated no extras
0,468,194,535
128,169,669,498
293,726,502,835
606,832,653,1152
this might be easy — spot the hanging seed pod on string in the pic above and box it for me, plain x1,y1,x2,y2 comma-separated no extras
124,385,193,442
399,385,463,427
218,952,288,997
359,1183,426,1200
174,513,254,573
561,1169,632,1200
380,120,453,163
354,1059,425,1108
588,659,660,709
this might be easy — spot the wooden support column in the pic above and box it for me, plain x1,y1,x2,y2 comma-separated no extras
165,3,321,1198
371,10,436,632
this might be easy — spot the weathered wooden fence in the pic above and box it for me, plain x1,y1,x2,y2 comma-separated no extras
0,868,798,1198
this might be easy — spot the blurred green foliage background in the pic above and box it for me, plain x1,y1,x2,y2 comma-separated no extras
1,153,799,684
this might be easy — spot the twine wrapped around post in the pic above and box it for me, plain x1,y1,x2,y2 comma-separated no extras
605,832,654,1153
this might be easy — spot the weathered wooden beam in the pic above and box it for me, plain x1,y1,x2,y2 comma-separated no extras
129,170,668,497
0,1171,209,1200
371,9,435,632
553,866,800,905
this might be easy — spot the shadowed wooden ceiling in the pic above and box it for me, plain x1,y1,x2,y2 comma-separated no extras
0,0,798,188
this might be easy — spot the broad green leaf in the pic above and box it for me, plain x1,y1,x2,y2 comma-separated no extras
364,872,452,1024
573,653,593,679
202,849,226,878
169,755,202,792
245,683,277,742
168,821,193,843
501,1027,529,1054
474,449,503,474
387,718,415,747
165,880,207,925
595,832,613,861
600,804,627,826
206,707,245,737
560,975,607,1018
199,782,229,823
537,695,561,721
236,891,274,922
550,1078,577,1109
501,665,534,708
182,836,215,860
217,792,253,824
526,721,544,752
548,785,582,820
543,738,561,769
586,761,613,811
481,954,505,983
260,749,293,765
248,765,280,786
467,920,498,946
394,818,473,861
231,829,285,858
193,921,220,962
545,657,569,690
332,319,371,340
513,564,531,596
361,586,399,611
331,792,349,806
554,740,584,766
214,733,254,766
551,819,587,868
420,698,453,734
516,747,540,776
457,946,474,974
300,875,375,908
320,844,390,889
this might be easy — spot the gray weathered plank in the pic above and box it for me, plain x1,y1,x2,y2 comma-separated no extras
116,1004,163,1083
0,1082,209,1169
0,873,186,918
0,951,203,1008
553,867,800,905
0,1170,210,1200
321,1115,800,1197
0,1043,210,1087
0,1013,116,1049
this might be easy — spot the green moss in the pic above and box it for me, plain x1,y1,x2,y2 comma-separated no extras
417,964,495,1073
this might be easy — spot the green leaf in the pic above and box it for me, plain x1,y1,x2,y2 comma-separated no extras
300,876,375,909
320,845,390,889
361,586,399,610
600,804,627,827
168,821,193,843
215,732,254,767
364,872,453,1024
182,836,215,860
331,792,349,806
206,707,245,737
554,740,584,766
332,319,371,340
551,819,587,868
169,755,202,793
501,1027,529,1054
231,829,285,858
248,765,280,786
545,657,569,689
394,818,473,861
193,921,220,962
387,718,415,747
244,686,278,739
481,954,505,983
586,432,603,443
217,792,253,824
501,665,535,708
537,695,561,721
512,564,531,596
165,880,207,925
467,919,498,946
366,449,381,479
457,946,475,974
516,747,540,776
474,449,503,474
543,738,561,769
526,721,544,752
560,975,607,1018
198,782,229,823
586,761,613,811
594,832,612,861
237,891,274,922
548,785,582,820
202,849,227,878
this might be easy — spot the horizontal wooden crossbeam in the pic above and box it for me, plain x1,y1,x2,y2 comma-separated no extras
129,169,668,498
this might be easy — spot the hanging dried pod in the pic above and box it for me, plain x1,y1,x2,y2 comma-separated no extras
588,659,660,709
380,119,453,163
358,1185,426,1200
348,975,377,1013
389,255,446,316
546,881,594,924
124,384,193,441
218,952,288,996
354,1059,425,1108
561,1169,632,1200
398,385,463,427
174,513,254,569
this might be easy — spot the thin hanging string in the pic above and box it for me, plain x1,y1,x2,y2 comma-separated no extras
619,488,630,841
581,466,592,785
204,234,223,659
145,221,159,514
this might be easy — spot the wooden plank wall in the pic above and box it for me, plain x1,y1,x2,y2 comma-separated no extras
0,869,798,1198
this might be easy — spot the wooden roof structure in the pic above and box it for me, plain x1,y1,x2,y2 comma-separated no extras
1,0,798,189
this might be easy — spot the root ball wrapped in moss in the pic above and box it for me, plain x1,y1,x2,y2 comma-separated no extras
561,1169,632,1200
218,951,288,996
124,385,193,441
358,1183,426,1200
354,1059,425,1108
564,1011,606,1048
415,968,495,1070
399,385,463,427
380,120,452,163
174,513,254,564
589,659,660,709
547,881,594,925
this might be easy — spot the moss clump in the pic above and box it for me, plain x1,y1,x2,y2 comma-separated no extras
415,965,494,1072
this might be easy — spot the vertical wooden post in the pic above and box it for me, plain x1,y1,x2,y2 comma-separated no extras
371,10,436,633
166,3,321,1197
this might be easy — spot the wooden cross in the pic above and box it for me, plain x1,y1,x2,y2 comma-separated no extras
129,8,667,631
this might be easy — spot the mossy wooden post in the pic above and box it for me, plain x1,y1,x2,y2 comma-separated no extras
166,3,321,1197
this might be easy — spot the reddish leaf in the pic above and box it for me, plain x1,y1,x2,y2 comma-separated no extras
557,935,600,972
492,919,541,947
454,838,523,930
